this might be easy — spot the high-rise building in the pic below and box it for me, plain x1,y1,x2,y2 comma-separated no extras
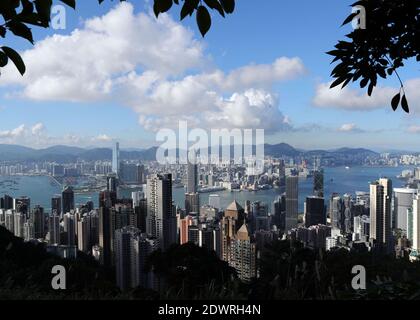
304,196,325,227
146,174,176,250
393,188,417,233
48,212,61,245
24,220,35,241
62,186,74,214
208,194,220,210
180,215,196,245
14,196,30,218
51,195,62,216
5,209,14,233
330,194,345,233
272,194,286,231
285,176,299,231
221,201,245,261
78,214,91,253
31,205,45,239
370,178,392,253
185,192,200,215
115,226,158,291
99,206,112,266
410,195,420,261
2,195,13,210
132,191,144,207
187,162,198,194
13,211,26,238
229,223,256,283
63,212,76,246
112,142,120,176
313,169,324,197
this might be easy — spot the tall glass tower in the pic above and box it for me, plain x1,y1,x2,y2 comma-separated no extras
112,142,120,176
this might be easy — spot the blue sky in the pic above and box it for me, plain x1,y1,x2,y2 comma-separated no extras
0,0,419,151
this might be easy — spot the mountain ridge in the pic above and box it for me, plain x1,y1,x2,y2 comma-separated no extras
0,143,380,162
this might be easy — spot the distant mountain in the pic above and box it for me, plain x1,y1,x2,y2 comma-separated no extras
265,143,301,157
0,143,378,162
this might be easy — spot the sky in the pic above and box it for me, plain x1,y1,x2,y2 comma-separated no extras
0,0,419,151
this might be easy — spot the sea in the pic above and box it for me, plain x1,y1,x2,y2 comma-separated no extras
0,166,413,212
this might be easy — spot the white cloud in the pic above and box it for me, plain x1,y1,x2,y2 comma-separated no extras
338,123,362,132
0,3,306,134
0,123,116,147
0,3,204,102
31,122,45,135
92,134,113,142
0,125,26,139
313,79,420,114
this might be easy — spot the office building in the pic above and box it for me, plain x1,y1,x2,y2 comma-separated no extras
370,178,392,253
285,176,298,231
185,192,200,215
31,205,45,239
62,186,74,214
48,212,61,245
115,226,158,291
146,174,176,250
304,196,325,227
229,223,257,283
51,195,62,216
393,188,417,233
112,142,120,176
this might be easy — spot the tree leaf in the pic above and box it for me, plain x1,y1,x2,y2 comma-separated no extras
0,51,9,67
196,5,211,37
60,0,76,9
220,0,235,14
6,21,34,44
1,46,26,75
401,94,409,113
204,0,225,17
391,93,400,111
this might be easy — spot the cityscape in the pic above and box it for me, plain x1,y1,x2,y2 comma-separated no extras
0,0,420,306
1,141,420,299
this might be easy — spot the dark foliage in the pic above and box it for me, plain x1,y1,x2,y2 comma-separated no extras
145,243,238,299
329,0,420,113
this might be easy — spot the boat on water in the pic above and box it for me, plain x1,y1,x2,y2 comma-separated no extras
345,166,350,170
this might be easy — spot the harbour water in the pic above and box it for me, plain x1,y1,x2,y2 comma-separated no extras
0,166,412,212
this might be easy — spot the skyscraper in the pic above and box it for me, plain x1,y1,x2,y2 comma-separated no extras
48,211,61,245
112,142,120,176
285,176,299,231
228,223,256,283
13,211,26,238
146,174,176,250
304,196,325,227
370,178,392,253
78,214,91,253
14,196,30,218
185,192,200,215
393,188,417,233
221,200,245,261
115,226,158,291
99,206,112,266
31,205,45,239
208,194,220,210
51,195,62,216
313,169,324,197
187,161,198,194
410,195,420,261
62,186,74,215
63,212,76,246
